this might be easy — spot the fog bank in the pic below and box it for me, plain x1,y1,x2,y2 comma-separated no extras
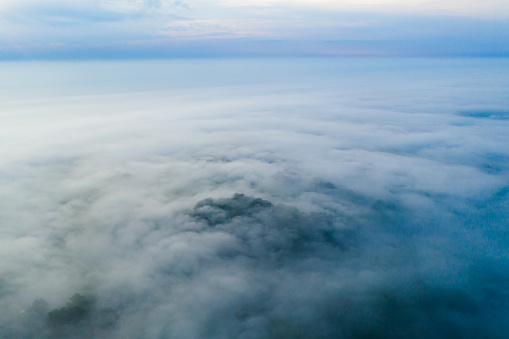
0,58,508,338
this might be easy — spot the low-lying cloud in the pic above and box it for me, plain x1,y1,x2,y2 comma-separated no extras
0,58,508,338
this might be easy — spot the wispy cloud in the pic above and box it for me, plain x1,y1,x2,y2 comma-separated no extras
156,19,272,38
1,0,509,58
217,0,509,18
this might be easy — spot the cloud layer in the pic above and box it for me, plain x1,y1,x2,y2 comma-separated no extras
0,58,508,338
1,0,509,58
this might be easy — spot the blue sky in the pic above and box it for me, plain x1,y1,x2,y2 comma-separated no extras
1,0,509,58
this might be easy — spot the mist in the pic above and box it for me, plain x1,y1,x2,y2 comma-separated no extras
0,58,508,338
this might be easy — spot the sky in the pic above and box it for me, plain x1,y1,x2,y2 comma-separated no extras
0,58,508,337
1,0,509,58
1,2,509,338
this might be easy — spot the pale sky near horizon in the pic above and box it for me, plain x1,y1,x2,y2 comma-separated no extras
1,0,509,58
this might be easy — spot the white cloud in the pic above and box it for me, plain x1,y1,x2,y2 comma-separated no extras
1,0,508,57
156,19,271,38
218,0,509,18
0,58,508,337
0,0,507,23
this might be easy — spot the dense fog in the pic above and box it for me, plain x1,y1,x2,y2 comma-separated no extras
0,58,508,338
